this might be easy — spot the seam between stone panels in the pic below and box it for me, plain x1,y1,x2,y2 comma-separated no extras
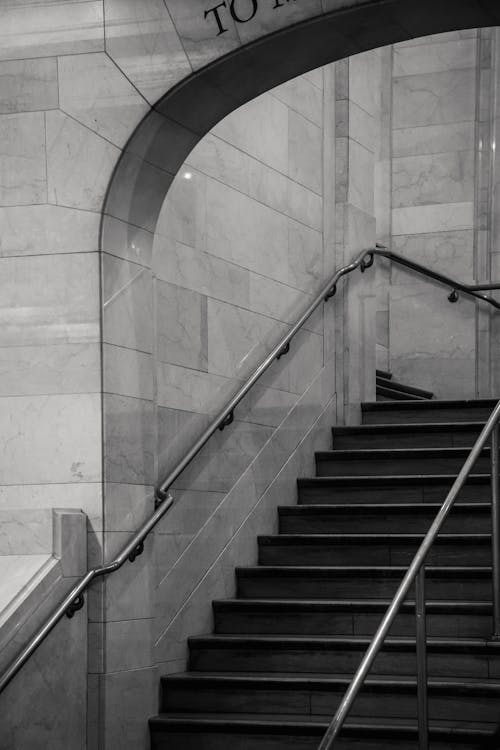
205,131,323,198
161,0,194,76
103,50,154,108
183,160,323,232
52,105,125,152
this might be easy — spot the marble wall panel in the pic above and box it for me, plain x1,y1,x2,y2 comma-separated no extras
0,205,100,257
213,95,289,173
0,58,58,114
348,139,375,214
206,298,288,380
393,38,476,76
103,254,153,353
104,0,192,103
99,667,156,750
156,363,229,414
205,179,289,282
288,220,324,291
393,122,475,158
187,133,290,218
155,166,205,248
392,151,475,208
156,281,208,370
0,112,46,205
349,50,379,116
0,253,100,347
46,110,120,212
393,69,476,129
104,345,154,402
153,236,251,310
58,53,149,148
392,202,474,235
0,0,104,60
104,394,154,485
391,230,474,282
288,110,323,193
272,74,323,126
0,484,102,532
0,344,100,398
0,393,101,486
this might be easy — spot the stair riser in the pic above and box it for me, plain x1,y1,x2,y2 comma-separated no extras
214,611,493,638
280,511,491,534
237,575,491,601
151,732,484,750
362,407,493,425
258,543,491,567
164,685,500,723
333,430,482,450
376,387,421,401
316,455,490,477
298,484,490,505
151,730,488,750
189,647,499,679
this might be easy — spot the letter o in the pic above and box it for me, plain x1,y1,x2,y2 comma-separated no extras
229,0,258,23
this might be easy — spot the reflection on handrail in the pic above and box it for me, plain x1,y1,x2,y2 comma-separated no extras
1,244,499,699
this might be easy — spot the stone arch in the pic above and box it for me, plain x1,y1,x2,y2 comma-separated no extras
101,0,500,247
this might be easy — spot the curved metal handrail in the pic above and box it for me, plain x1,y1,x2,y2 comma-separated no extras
371,244,500,309
318,399,500,749
1,243,499,698
0,246,374,696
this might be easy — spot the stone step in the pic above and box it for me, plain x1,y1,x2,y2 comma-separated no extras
297,475,491,505
362,399,498,425
236,566,492,602
213,599,492,638
150,714,495,750
162,672,500,723
315,448,492,477
332,423,485,450
376,376,434,400
279,503,491,534
257,534,491,567
188,634,500,679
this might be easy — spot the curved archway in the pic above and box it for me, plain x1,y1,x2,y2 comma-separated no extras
101,0,500,244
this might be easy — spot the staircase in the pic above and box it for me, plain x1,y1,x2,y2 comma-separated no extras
150,388,500,749
376,369,434,401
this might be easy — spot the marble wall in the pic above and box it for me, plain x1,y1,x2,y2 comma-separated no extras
99,65,342,748
388,31,481,397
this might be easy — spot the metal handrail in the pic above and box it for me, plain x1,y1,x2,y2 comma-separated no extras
0,247,376,696
318,403,500,750
370,244,500,309
1,243,499,699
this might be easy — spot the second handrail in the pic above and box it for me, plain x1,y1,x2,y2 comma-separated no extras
318,399,500,749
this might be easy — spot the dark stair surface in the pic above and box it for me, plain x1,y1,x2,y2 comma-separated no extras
150,381,500,749
376,369,434,402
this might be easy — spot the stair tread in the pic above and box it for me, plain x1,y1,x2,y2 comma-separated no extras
280,501,491,511
376,376,434,399
164,671,500,691
189,634,500,652
362,399,498,411
297,474,490,485
316,447,491,458
151,712,496,734
237,565,491,576
213,599,492,611
259,533,491,543
333,422,486,434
